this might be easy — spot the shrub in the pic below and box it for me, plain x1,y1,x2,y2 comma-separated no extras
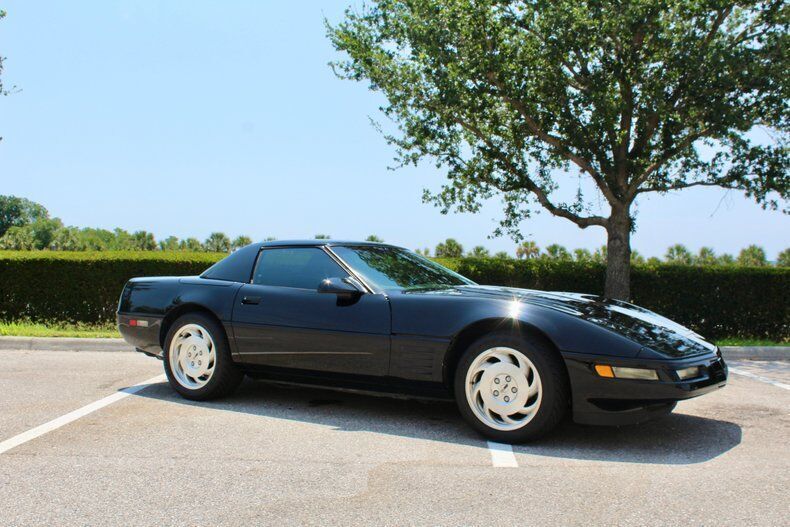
0,251,223,324
0,251,786,340
437,257,788,340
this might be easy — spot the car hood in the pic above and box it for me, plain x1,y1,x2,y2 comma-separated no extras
407,285,717,358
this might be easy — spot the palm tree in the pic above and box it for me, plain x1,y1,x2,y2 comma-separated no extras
516,241,539,260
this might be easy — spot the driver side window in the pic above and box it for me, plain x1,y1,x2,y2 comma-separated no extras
253,247,348,289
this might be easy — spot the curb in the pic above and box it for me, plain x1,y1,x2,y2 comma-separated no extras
720,346,789,362
0,337,132,352
0,336,786,360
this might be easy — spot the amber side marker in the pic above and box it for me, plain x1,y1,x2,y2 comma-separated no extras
594,364,615,378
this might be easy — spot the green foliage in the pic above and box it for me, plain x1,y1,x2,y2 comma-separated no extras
159,236,180,251
469,245,490,258
778,249,790,267
694,247,719,266
434,257,788,340
328,0,789,299
435,238,463,258
544,244,571,261
365,235,384,243
314,234,331,239
0,196,49,237
737,244,767,266
0,251,223,323
0,251,786,339
516,241,540,259
665,244,694,265
203,232,231,253
131,230,157,251
179,238,203,252
493,251,510,259
231,235,253,250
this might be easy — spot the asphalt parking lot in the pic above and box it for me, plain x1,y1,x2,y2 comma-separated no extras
1,348,788,526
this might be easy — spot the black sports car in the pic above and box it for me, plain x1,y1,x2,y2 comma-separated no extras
118,240,727,442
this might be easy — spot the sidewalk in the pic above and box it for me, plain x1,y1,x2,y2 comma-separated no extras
0,336,786,360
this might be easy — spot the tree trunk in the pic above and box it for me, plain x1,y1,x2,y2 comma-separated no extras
604,209,632,300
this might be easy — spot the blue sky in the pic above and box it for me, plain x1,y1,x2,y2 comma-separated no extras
1,1,787,258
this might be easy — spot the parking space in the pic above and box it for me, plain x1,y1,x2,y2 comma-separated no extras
1,349,788,526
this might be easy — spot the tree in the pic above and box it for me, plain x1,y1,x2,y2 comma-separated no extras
516,241,540,259
494,250,510,259
204,232,231,253
0,195,49,238
231,235,253,250
179,237,203,252
777,248,790,267
544,244,571,261
130,231,157,251
329,0,789,300
49,227,85,251
29,218,64,250
695,246,719,266
415,247,431,256
435,238,464,257
630,249,645,265
314,234,331,239
79,228,115,251
469,245,490,257
718,253,735,265
737,244,767,266
591,246,607,264
159,236,180,251
0,226,35,250
365,235,384,243
573,248,592,262
665,244,693,265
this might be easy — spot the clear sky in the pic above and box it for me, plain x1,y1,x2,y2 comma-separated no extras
1,1,787,258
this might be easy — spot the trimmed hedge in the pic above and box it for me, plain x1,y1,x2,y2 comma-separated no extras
436,258,788,340
0,251,223,324
0,251,787,340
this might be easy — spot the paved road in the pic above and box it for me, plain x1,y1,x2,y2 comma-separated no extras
0,350,788,526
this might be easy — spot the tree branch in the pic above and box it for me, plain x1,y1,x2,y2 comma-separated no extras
484,72,620,206
449,114,608,229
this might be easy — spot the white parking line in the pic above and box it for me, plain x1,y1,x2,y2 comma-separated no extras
729,368,789,391
0,374,166,455
487,441,518,467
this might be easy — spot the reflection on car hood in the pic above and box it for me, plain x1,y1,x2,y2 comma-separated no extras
411,285,717,358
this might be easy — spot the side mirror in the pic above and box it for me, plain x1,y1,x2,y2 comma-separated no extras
318,277,364,297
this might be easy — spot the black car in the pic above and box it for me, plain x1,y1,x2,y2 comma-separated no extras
117,240,727,442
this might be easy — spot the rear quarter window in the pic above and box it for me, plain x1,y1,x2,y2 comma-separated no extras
200,243,260,282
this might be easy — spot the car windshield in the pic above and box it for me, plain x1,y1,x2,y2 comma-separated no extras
331,245,475,290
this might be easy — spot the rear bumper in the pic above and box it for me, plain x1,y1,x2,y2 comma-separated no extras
563,349,728,426
117,313,164,358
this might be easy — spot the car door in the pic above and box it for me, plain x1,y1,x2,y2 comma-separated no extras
232,246,391,376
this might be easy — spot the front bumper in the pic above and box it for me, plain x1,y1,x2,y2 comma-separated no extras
563,349,728,426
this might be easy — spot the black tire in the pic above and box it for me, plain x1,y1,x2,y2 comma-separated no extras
163,312,243,401
453,331,569,443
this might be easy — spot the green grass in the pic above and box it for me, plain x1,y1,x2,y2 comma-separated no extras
0,321,120,338
715,338,788,347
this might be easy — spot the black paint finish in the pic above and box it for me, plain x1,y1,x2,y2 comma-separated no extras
117,240,727,425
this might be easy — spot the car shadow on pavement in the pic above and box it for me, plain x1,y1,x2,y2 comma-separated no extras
133,377,741,465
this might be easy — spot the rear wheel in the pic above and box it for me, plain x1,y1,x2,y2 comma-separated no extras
454,332,569,443
163,313,243,400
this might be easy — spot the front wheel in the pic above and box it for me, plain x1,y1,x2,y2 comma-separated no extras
163,313,243,401
454,332,569,443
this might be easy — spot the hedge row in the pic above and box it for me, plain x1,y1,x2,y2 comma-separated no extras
1,251,787,340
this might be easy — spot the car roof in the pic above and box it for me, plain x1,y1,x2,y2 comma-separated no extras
258,239,402,249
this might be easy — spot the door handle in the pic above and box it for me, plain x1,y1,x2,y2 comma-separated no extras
241,296,261,305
